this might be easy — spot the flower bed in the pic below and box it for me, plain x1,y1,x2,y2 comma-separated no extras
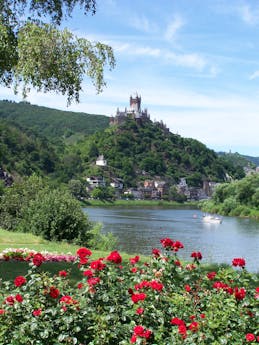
0,248,76,262
0,238,258,344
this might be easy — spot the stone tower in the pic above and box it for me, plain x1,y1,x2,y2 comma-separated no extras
130,93,141,112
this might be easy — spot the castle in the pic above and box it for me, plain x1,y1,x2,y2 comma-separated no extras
110,93,150,125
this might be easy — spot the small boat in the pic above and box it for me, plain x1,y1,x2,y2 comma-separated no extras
202,214,222,224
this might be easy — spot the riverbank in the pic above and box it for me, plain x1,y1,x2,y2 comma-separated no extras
81,199,199,208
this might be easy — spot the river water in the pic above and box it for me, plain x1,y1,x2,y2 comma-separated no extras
83,207,259,272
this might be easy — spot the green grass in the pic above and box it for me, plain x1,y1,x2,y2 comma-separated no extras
0,227,79,254
0,227,138,283
82,199,199,208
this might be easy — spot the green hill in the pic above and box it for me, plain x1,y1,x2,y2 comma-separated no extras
0,100,110,142
0,120,60,177
0,100,250,187
74,116,244,187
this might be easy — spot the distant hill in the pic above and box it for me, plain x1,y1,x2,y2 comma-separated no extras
75,116,245,187
242,155,259,166
0,120,60,177
0,100,253,187
217,152,259,168
0,100,110,142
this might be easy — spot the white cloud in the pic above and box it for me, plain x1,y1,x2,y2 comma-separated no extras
130,15,158,33
249,70,259,80
237,4,259,25
164,51,206,70
164,15,184,41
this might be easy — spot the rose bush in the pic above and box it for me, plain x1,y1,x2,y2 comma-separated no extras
0,238,258,344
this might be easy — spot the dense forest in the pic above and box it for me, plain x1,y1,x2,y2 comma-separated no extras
0,100,255,189
0,100,109,142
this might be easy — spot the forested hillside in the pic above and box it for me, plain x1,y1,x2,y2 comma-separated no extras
74,117,244,187
0,100,110,142
0,121,60,177
0,100,249,188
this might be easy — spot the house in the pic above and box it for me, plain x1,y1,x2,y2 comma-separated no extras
86,176,106,189
110,178,124,189
96,155,107,167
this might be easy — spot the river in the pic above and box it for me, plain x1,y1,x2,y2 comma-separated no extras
83,207,259,272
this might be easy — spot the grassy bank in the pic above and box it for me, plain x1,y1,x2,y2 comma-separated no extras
82,199,199,208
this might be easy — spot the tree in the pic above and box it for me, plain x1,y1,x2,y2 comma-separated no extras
0,0,115,105
20,188,92,244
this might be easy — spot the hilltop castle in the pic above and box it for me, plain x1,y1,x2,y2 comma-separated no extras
110,93,150,125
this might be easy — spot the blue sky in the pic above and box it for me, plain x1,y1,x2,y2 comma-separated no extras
2,0,259,156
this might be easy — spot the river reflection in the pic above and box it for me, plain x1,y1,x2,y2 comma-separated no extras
83,207,259,272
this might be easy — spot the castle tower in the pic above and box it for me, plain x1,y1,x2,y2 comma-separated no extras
130,93,141,112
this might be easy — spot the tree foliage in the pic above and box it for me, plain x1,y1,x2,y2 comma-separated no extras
0,174,93,244
0,0,115,104
201,173,259,218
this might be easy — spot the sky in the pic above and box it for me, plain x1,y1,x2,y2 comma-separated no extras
2,0,259,156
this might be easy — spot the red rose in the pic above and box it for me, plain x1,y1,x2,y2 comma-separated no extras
32,253,45,267
131,293,147,303
189,321,199,332
106,250,122,264
234,287,246,300
185,284,191,292
160,238,174,249
49,287,60,299
83,269,93,277
77,282,84,289
171,317,185,326
76,247,92,258
191,251,202,260
152,248,161,257
58,270,67,277
5,295,15,305
129,255,140,265
33,308,42,317
87,277,100,286
14,275,27,287
172,240,184,251
15,294,23,303
246,333,255,342
59,295,77,305
0,309,5,315
207,271,217,280
178,324,187,339
136,307,144,315
232,257,246,268
90,259,106,271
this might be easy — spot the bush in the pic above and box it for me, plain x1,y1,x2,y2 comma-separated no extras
19,188,92,245
0,174,46,230
0,238,258,344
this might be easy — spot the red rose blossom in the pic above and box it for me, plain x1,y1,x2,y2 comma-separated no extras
106,250,122,264
15,294,23,303
191,251,202,260
5,295,15,305
14,275,27,287
90,259,106,271
33,308,42,317
246,333,255,342
76,247,92,258
58,270,68,277
49,287,60,299
131,292,147,303
234,287,246,300
207,271,217,280
232,257,246,268
32,253,45,267
87,277,101,286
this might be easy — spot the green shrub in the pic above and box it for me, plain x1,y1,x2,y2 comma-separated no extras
19,188,92,245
